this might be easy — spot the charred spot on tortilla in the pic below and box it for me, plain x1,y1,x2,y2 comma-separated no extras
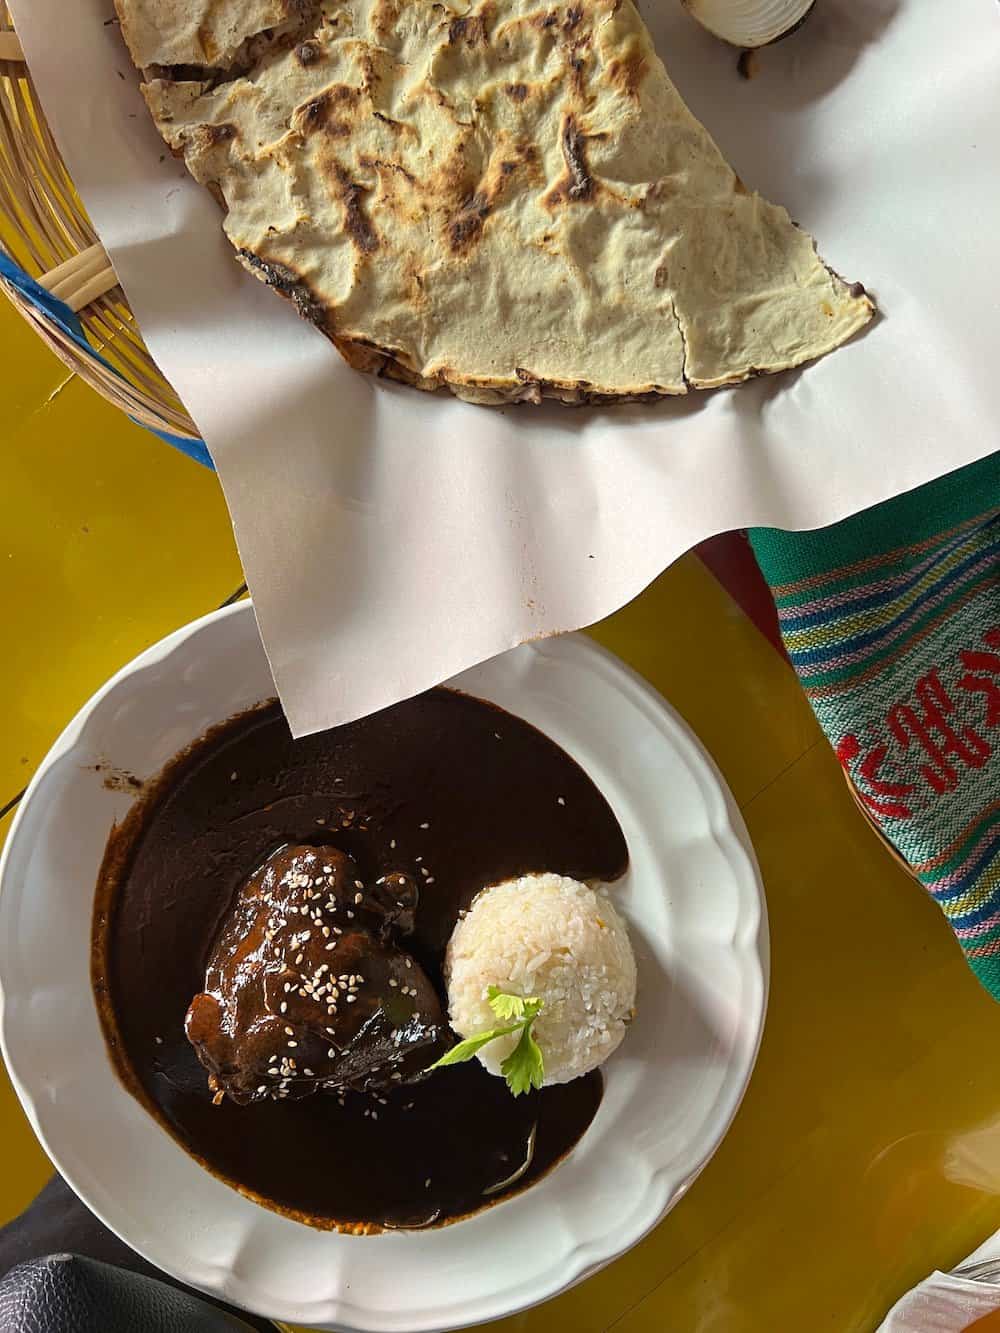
236,250,328,328
205,121,236,145
118,0,875,404
449,192,492,255
448,13,489,45
332,168,380,254
561,116,595,201
607,41,648,97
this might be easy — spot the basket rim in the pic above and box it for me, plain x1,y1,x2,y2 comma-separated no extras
0,4,202,443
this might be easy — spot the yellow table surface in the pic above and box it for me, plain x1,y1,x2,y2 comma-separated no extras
3,294,1000,1333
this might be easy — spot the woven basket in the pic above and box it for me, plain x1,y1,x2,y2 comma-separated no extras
0,4,199,442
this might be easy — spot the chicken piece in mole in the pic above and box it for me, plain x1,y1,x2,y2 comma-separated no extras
185,845,447,1105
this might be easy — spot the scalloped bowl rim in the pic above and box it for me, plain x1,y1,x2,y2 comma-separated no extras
0,604,768,1331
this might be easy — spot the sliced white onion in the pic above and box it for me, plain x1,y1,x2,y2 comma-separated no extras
681,0,816,48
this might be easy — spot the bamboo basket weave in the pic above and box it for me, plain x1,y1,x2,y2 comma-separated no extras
0,4,200,442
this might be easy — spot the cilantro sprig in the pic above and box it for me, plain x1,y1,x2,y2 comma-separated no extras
429,986,545,1096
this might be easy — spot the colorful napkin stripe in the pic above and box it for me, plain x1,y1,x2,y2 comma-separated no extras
751,452,1000,997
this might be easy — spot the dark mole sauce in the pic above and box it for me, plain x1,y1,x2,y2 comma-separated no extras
93,687,628,1232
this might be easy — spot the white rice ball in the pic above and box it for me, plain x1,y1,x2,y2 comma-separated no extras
444,873,637,1087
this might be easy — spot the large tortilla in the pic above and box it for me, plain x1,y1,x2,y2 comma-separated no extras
116,0,874,404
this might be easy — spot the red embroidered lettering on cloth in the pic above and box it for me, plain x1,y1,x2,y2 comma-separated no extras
836,734,915,820
958,627,1000,729
887,668,990,795
837,635,1000,822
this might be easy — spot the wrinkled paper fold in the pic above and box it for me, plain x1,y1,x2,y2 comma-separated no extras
9,0,1000,733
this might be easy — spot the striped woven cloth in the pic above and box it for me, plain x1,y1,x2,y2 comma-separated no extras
750,452,1000,998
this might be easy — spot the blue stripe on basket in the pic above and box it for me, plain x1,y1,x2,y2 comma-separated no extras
0,250,214,470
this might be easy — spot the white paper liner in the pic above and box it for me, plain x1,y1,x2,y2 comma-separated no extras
9,0,1000,733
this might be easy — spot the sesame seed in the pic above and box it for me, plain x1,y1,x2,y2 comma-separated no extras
389,979,398,987
419,822,430,829
328,1047,336,1058
354,892,363,905
288,1040,298,1048
154,1036,163,1045
347,995,357,1003
425,1178,431,1188
557,796,566,806
326,942,336,951
415,856,423,863
295,953,304,965
405,959,412,969
285,1026,294,1036
426,877,435,885
230,771,238,781
322,926,330,937
399,876,407,884
390,839,396,849
304,1068,314,1076
257,1085,267,1094
316,817,326,824
280,1002,287,1013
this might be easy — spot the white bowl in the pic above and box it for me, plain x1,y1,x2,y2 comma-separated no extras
0,604,767,1331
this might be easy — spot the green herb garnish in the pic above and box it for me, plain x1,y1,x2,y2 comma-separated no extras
429,986,545,1096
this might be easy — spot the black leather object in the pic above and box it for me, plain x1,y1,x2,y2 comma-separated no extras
0,1255,256,1331
0,1177,277,1332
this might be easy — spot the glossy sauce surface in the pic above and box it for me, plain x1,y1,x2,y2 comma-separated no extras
93,688,628,1230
